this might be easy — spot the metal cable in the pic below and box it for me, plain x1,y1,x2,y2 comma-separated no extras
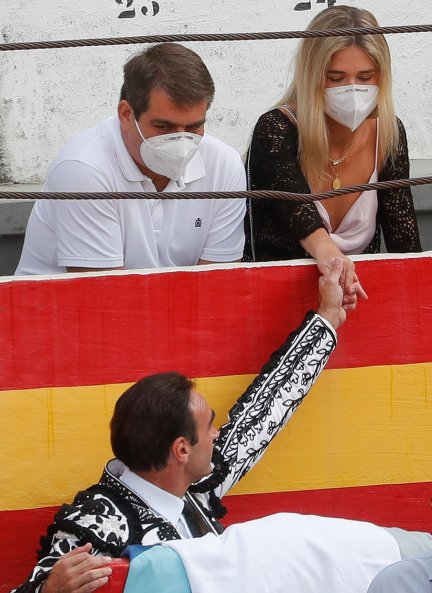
1,24,432,53
2,175,432,202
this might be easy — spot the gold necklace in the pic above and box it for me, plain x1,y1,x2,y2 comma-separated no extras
328,138,355,190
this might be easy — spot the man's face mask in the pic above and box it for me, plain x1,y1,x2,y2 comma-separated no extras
324,84,379,131
134,117,202,182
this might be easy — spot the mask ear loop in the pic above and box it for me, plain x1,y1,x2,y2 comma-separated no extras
134,116,147,143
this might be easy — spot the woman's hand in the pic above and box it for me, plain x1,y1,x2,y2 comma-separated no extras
301,229,368,311
318,255,367,311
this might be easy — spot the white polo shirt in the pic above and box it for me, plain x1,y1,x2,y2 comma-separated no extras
15,116,246,275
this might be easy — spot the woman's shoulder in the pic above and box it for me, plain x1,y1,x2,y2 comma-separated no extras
252,107,298,145
394,116,409,145
256,106,297,127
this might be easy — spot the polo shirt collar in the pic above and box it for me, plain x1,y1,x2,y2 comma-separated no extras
120,466,185,526
112,116,206,185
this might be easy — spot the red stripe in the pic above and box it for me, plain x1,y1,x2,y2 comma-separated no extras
0,507,58,593
223,482,432,531
3,481,432,592
1,256,431,390
100,561,129,593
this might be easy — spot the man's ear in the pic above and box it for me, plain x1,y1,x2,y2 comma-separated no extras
171,436,191,466
118,100,134,133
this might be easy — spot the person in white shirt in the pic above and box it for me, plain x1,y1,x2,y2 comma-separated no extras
15,43,246,275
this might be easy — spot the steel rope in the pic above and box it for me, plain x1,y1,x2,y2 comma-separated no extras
1,176,432,202
1,24,432,53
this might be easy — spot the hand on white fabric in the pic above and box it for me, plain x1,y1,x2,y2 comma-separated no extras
317,257,346,330
41,544,112,593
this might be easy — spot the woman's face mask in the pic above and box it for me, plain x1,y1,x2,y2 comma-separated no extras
324,84,379,132
134,117,202,182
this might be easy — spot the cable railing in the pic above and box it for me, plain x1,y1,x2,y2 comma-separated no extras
2,176,432,203
2,22,432,202
1,24,432,52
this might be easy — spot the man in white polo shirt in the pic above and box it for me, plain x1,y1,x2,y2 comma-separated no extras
15,43,246,275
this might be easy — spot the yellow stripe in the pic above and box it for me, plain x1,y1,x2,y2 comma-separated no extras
2,363,432,511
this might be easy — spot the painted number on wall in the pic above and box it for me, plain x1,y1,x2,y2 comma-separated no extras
116,0,160,18
295,0,336,10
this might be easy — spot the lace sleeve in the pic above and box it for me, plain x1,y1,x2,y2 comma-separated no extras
244,109,326,262
377,118,422,252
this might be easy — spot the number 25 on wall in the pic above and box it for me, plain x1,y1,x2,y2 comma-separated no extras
115,0,160,18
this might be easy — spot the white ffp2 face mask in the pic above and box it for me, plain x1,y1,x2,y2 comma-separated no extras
135,118,202,181
324,84,379,131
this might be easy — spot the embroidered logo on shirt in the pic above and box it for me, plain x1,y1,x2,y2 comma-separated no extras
195,218,202,228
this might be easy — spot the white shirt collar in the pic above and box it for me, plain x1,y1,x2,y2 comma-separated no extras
119,465,185,527
111,116,206,186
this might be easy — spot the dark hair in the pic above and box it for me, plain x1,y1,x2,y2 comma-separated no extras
120,42,215,117
110,372,198,472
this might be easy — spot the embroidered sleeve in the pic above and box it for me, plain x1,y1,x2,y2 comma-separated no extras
377,118,422,252
212,312,336,498
244,109,326,262
10,492,139,593
10,532,102,593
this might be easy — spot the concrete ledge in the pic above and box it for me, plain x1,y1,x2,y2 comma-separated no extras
0,183,40,234
410,160,432,211
0,201,34,234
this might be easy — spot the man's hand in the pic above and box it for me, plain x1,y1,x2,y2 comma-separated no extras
42,544,112,593
301,228,367,311
317,254,367,312
317,257,347,330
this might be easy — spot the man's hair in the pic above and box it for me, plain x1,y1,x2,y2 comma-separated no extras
120,42,215,117
110,372,198,472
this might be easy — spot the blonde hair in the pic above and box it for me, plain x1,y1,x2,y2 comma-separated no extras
280,5,399,187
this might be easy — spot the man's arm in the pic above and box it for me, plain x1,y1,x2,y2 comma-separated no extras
40,544,112,593
211,258,346,498
12,536,111,593
11,487,134,593
317,256,347,329
302,228,368,311
198,197,246,263
45,161,125,272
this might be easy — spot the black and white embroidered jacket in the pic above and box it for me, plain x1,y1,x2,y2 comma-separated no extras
14,311,336,593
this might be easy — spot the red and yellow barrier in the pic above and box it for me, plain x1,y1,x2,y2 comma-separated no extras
2,254,432,591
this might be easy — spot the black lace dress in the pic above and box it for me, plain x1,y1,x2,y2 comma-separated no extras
244,109,422,262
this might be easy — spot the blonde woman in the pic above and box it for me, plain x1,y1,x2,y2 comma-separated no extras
245,5,421,306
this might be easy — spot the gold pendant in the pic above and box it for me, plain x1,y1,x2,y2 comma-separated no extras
332,175,342,190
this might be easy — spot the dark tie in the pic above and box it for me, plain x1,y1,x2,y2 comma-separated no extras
182,497,211,538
